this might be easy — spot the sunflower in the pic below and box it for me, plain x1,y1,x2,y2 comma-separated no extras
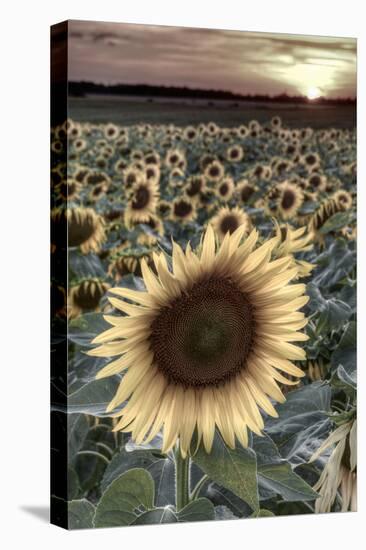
237,179,256,203
216,177,235,202
171,196,196,223
302,152,320,172
104,123,119,141
204,160,225,183
157,200,172,219
51,207,105,254
165,149,185,169
145,164,161,185
55,177,81,201
90,224,308,457
123,166,145,191
85,171,110,187
333,190,353,211
226,145,244,163
73,166,90,185
308,172,327,193
310,419,357,513
184,175,206,202
211,207,251,242
89,182,108,202
124,180,159,227
69,279,110,318
183,126,198,142
108,249,154,281
308,198,342,241
277,182,304,220
73,138,87,153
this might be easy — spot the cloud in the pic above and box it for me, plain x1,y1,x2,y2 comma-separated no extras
67,20,356,97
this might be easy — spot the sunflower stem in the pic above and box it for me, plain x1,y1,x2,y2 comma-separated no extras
174,448,190,512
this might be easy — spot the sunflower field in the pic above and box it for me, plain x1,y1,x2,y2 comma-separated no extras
51,115,356,529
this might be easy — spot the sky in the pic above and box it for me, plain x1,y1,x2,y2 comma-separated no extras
68,20,357,99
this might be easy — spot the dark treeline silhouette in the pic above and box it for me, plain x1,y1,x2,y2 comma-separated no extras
68,81,356,105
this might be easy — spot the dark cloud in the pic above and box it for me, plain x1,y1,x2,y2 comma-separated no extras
67,20,356,97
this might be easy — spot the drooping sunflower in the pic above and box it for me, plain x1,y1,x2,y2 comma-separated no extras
51,207,106,254
157,200,173,219
69,279,110,318
171,196,196,223
124,180,159,227
307,198,342,242
108,249,154,281
68,208,106,253
237,179,256,203
55,177,81,201
308,172,327,193
211,207,251,241
277,182,304,220
184,175,206,203
310,419,357,513
90,224,308,457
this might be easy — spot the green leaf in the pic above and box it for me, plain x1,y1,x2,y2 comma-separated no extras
68,466,80,500
94,468,154,528
254,434,318,501
68,413,89,460
101,448,175,507
193,432,259,512
68,499,95,529
177,498,215,522
319,210,356,234
265,383,332,466
132,507,177,525
67,377,118,416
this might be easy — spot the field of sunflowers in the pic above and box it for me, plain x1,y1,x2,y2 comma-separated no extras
51,115,356,529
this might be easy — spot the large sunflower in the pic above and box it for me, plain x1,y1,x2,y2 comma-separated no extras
90,224,308,457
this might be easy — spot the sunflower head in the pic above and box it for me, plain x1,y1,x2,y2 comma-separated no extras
237,179,256,203
333,190,353,211
172,196,196,223
68,208,106,253
69,279,110,318
277,182,304,220
204,160,225,182
125,180,159,227
211,206,251,241
185,175,206,200
216,177,235,201
90,224,308,457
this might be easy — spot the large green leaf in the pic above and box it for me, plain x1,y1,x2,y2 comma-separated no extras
68,499,95,529
254,434,318,501
319,210,356,234
132,507,177,525
67,377,118,416
265,383,332,466
193,432,259,512
177,498,215,522
94,468,154,528
101,448,175,507
68,413,89,460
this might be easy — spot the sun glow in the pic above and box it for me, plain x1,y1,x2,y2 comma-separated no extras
307,86,322,100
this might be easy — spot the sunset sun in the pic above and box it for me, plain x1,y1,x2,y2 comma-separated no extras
307,86,322,100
